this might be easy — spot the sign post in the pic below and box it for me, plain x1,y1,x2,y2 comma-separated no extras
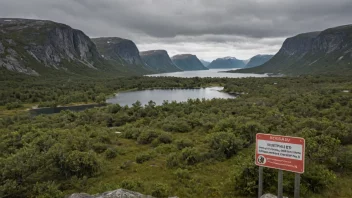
255,133,305,198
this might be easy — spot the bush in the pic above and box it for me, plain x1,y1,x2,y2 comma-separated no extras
120,179,143,192
180,147,205,166
135,151,155,164
158,133,173,144
62,151,101,177
104,147,118,159
207,132,246,158
5,102,23,110
175,138,193,150
173,168,191,180
151,183,169,197
302,164,336,193
162,119,191,133
137,130,160,144
32,181,63,198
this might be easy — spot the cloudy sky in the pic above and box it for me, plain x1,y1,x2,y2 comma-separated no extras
1,0,352,61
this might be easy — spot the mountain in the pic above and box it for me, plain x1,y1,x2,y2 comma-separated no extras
0,18,149,77
171,54,208,71
245,54,274,68
140,50,182,73
207,57,246,69
200,59,211,67
92,37,154,73
238,24,352,75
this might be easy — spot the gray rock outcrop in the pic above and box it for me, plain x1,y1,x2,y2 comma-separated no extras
238,24,352,75
260,193,288,198
245,54,274,68
0,18,104,75
140,50,182,73
207,57,246,69
171,54,208,71
68,189,154,198
92,37,145,66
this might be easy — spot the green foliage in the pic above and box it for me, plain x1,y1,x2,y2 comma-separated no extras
207,132,247,158
1,76,352,197
150,183,169,198
135,151,155,164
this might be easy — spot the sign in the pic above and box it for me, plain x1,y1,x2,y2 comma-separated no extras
255,133,305,173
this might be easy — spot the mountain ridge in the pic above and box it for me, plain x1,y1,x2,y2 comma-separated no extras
140,50,182,73
237,24,352,75
171,54,208,71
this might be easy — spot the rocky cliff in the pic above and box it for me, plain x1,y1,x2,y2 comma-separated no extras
140,50,182,73
0,18,104,76
207,57,246,69
238,24,352,75
92,37,145,66
171,54,208,71
245,54,274,68
200,59,211,67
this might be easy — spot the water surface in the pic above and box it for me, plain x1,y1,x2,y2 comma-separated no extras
146,69,268,78
106,87,235,106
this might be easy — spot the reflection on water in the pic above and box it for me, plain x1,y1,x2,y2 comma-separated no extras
146,69,268,78
106,87,235,106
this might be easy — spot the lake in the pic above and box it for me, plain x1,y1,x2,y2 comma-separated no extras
30,69,265,115
106,87,235,107
146,69,268,78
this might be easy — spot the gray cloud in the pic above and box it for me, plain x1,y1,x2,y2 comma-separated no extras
0,0,351,60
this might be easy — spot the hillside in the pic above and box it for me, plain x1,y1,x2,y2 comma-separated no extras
238,25,352,75
245,54,273,68
207,57,246,69
171,54,208,71
0,18,149,77
200,59,211,67
140,50,182,73
92,37,154,73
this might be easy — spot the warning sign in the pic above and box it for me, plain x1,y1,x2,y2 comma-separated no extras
255,133,305,173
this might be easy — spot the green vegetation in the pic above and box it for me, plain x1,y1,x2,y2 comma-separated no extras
1,75,352,197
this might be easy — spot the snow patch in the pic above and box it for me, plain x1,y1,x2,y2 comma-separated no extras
4,20,12,22
337,56,344,61
107,41,111,44
342,90,350,93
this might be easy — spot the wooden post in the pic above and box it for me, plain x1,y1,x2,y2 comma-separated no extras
278,170,283,198
294,173,301,198
258,166,263,198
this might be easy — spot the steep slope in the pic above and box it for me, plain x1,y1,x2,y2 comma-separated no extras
171,54,208,71
140,50,182,73
0,18,107,76
245,54,274,68
207,57,246,69
0,18,150,77
239,24,352,75
200,59,211,67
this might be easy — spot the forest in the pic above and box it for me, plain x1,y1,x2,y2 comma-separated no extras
1,73,352,197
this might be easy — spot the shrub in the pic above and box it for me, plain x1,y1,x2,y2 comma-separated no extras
175,138,193,150
180,147,205,165
151,183,169,197
162,119,191,133
173,168,191,180
121,179,143,192
104,147,118,159
301,164,336,193
137,130,160,144
158,133,173,144
62,151,101,177
207,132,246,158
135,151,155,164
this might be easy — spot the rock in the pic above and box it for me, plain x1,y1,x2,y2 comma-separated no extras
92,37,145,66
68,189,154,198
171,54,208,71
140,50,182,73
0,18,104,75
260,193,288,198
207,57,246,69
238,24,352,75
245,54,274,68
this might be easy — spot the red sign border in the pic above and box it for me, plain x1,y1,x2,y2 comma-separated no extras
255,133,305,174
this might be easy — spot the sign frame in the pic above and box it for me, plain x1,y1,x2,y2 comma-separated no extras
255,133,305,174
